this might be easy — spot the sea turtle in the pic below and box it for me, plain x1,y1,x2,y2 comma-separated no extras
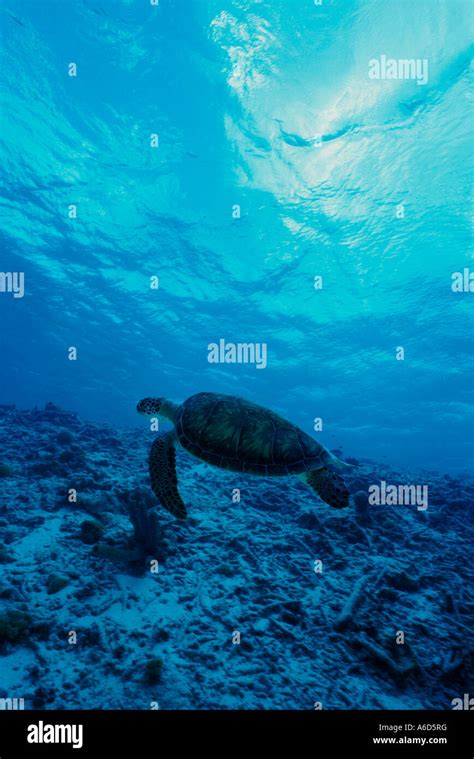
137,392,352,520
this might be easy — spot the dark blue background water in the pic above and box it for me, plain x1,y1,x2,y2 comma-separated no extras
1,0,473,474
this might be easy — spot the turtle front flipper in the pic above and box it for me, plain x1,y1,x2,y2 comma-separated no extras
149,432,187,520
302,467,349,509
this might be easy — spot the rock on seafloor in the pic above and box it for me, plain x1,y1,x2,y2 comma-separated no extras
0,403,472,709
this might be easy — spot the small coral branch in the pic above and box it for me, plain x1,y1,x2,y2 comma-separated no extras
126,487,163,559
334,574,372,631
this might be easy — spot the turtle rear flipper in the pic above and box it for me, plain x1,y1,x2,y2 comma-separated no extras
303,467,349,509
149,432,188,520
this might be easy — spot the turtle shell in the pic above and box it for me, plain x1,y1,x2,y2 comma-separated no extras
175,392,330,475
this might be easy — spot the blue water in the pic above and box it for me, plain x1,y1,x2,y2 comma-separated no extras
1,0,473,474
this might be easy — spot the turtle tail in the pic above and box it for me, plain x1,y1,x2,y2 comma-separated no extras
303,467,350,510
149,432,188,520
327,451,356,469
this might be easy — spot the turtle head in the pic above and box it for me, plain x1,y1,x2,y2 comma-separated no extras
137,397,178,422
137,397,163,416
